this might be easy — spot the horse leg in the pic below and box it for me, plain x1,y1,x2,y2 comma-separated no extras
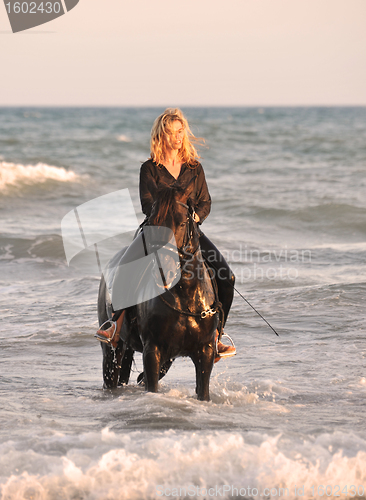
137,358,174,385
102,341,125,389
142,344,161,393
118,346,134,385
191,344,215,402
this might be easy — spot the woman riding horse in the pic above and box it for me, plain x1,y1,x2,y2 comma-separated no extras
96,108,236,361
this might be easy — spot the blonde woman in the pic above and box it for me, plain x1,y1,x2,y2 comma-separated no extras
97,108,236,361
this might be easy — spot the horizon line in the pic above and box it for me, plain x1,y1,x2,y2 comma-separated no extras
1,104,366,108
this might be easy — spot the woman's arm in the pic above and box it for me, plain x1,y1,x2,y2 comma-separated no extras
194,163,211,224
139,161,158,217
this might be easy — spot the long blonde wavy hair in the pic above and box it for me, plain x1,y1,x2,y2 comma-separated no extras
150,108,204,167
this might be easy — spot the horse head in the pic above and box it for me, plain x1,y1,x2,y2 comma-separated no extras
148,177,199,255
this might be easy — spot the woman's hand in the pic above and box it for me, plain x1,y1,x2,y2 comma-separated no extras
194,213,200,223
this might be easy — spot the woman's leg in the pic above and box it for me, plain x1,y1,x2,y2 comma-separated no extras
199,233,235,326
199,233,236,360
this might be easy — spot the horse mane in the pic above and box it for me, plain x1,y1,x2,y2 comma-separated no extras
149,185,184,226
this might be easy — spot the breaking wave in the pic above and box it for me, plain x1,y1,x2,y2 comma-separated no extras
1,429,365,500
0,161,80,191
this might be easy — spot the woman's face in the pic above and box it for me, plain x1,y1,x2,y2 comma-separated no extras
165,120,185,151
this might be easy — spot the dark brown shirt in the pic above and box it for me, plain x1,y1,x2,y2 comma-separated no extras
139,159,211,224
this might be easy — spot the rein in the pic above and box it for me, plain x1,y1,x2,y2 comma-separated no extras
158,254,224,339
158,293,221,320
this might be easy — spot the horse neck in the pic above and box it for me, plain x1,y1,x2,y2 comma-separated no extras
178,244,205,289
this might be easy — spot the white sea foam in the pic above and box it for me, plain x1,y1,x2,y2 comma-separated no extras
0,161,80,190
0,244,13,260
1,430,366,499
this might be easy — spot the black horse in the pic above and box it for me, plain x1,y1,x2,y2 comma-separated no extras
97,182,222,401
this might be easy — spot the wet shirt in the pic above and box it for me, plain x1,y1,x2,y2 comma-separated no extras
139,159,211,224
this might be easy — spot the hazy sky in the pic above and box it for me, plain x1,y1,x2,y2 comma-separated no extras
1,0,366,106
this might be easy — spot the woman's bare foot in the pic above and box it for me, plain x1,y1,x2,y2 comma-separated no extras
96,323,119,348
214,331,236,363
96,311,125,348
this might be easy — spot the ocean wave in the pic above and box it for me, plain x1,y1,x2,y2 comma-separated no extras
117,134,132,142
0,429,365,499
0,234,65,261
312,242,366,252
0,161,80,191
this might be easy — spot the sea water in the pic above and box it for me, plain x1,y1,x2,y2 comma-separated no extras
0,107,366,499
